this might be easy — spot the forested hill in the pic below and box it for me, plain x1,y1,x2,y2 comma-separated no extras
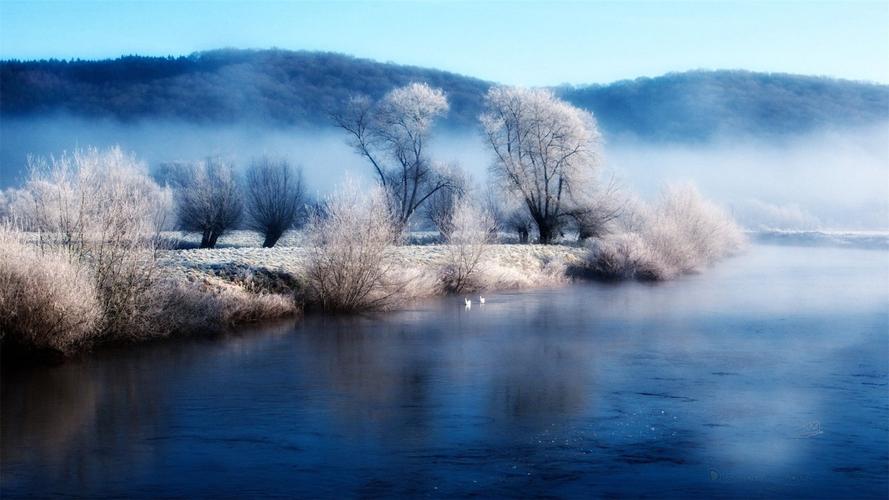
2,49,887,141
0,50,491,128
557,71,889,140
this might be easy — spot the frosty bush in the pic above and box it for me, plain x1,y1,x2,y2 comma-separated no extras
587,183,744,280
305,181,405,312
586,233,659,280
22,147,174,337
0,226,101,353
423,164,467,238
146,279,297,338
439,196,495,293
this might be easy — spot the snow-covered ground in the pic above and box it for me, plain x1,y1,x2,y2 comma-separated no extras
159,228,887,297
161,233,587,293
163,230,519,249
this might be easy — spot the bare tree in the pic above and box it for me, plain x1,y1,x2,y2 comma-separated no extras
175,158,243,248
245,157,305,248
481,87,601,244
423,164,467,237
333,82,457,230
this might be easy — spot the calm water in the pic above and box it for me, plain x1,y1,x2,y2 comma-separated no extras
2,244,887,498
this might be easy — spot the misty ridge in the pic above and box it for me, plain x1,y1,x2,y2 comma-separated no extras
1,48,888,231
3,48,888,138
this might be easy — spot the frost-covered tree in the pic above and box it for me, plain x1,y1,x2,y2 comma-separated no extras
481,87,601,244
245,157,305,248
333,82,459,230
175,158,243,248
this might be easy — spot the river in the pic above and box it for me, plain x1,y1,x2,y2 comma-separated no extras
2,243,887,498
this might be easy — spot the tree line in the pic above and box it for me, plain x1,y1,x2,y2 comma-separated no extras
5,79,766,253
0,82,628,248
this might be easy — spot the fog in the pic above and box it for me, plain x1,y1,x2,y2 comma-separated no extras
1,116,886,230
605,124,889,230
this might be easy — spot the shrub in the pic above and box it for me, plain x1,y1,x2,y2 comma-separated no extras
23,147,173,337
586,233,658,280
587,183,745,281
0,227,100,353
146,279,298,338
667,184,742,275
304,181,404,312
439,196,495,293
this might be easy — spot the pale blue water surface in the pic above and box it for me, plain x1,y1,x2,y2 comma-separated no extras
2,244,887,498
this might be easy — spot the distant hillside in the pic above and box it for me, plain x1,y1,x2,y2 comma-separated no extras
2,49,887,140
558,71,889,141
0,49,490,128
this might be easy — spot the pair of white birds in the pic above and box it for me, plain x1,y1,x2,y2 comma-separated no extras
464,296,485,308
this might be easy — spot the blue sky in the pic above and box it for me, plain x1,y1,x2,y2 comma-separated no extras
1,1,887,85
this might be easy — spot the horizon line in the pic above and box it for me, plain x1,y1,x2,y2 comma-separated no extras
3,47,887,88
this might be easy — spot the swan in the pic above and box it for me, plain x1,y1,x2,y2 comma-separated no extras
479,296,486,304
464,298,472,308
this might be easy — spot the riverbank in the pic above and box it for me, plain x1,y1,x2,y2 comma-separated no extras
15,224,886,359
1,235,586,361
161,240,587,309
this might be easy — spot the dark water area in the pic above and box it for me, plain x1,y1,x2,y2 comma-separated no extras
2,244,887,498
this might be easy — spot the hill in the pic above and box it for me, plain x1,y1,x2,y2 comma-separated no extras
2,49,887,140
558,70,889,141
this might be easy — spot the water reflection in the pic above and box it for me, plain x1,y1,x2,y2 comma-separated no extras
2,245,887,498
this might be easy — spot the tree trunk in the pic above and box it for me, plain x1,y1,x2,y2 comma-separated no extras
537,223,556,245
262,230,283,248
518,228,529,244
200,230,212,248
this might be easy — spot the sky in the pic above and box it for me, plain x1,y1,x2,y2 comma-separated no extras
0,1,887,86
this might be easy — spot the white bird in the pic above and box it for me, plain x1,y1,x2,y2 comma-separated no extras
479,296,486,304
464,297,472,308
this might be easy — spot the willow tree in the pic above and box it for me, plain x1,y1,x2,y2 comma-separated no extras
175,158,243,248
244,157,305,248
480,87,601,244
333,82,459,230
